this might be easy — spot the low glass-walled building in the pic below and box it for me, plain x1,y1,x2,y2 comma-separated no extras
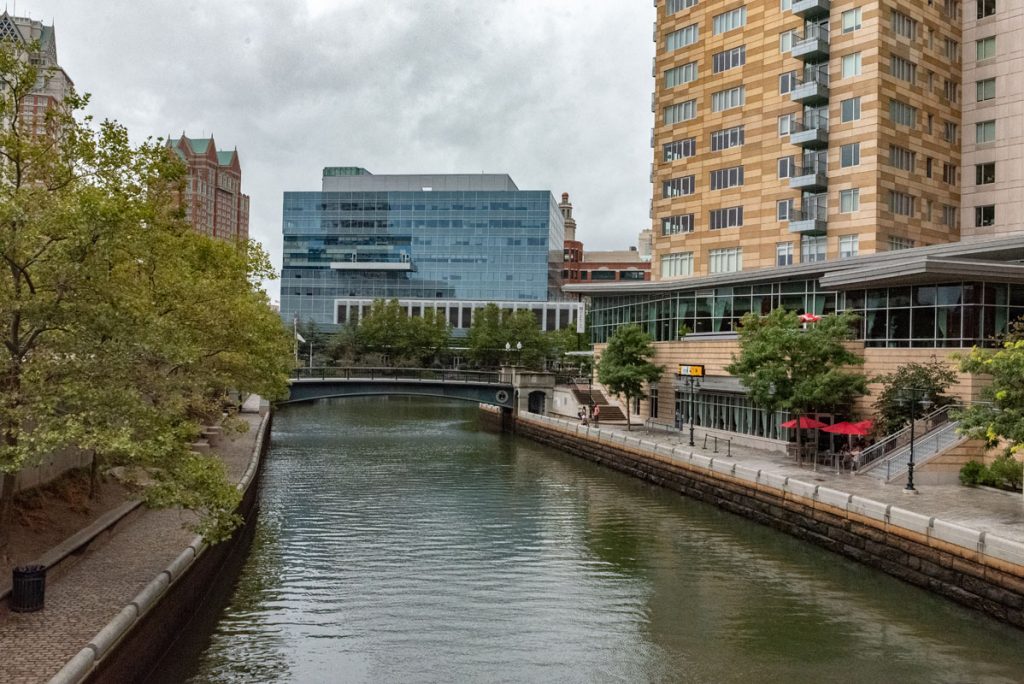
281,169,582,333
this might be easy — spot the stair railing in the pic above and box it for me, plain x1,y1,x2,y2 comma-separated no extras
858,404,957,471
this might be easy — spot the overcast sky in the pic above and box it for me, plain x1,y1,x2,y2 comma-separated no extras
24,0,654,301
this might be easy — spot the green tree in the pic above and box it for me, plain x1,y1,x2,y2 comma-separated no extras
466,303,505,368
404,308,450,366
872,358,958,435
0,40,292,551
500,309,549,369
356,299,406,359
957,340,1024,456
597,324,663,430
726,309,867,453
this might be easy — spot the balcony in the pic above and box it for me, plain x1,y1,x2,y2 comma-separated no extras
789,162,828,192
788,205,828,235
789,115,829,149
791,72,829,105
791,25,829,61
792,0,830,19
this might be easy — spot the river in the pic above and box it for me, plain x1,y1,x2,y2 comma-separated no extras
163,398,1024,683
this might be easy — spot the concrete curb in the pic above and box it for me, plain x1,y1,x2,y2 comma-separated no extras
48,409,272,684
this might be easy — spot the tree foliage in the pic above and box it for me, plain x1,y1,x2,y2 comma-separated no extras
726,310,867,444
0,41,292,549
597,324,663,430
872,359,958,435
957,340,1024,456
352,298,450,366
466,303,549,369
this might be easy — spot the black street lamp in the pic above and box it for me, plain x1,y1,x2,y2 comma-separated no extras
683,376,701,447
902,388,934,493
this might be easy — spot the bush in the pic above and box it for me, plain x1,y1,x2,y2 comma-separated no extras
989,457,1024,490
959,460,986,486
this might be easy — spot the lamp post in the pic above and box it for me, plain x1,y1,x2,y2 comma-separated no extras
505,340,522,366
684,376,700,447
902,388,934,494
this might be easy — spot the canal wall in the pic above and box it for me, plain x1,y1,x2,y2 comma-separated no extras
511,411,1024,629
49,410,272,684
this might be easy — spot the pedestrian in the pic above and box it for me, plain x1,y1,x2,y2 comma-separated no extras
592,404,600,427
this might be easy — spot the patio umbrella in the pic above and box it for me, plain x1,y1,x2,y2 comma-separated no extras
821,421,871,436
798,313,822,324
780,416,828,429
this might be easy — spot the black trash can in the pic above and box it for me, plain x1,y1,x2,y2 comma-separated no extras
10,564,46,612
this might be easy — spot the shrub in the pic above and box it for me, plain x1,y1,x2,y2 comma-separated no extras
988,457,1024,490
959,460,986,486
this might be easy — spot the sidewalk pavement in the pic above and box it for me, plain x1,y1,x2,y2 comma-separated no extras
600,422,1024,546
0,412,263,684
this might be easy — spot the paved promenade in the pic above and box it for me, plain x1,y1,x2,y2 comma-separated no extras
0,407,263,684
599,421,1024,545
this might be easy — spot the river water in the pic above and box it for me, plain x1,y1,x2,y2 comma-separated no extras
169,398,1024,683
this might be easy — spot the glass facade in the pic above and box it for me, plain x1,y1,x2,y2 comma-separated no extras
281,190,565,330
591,280,1024,347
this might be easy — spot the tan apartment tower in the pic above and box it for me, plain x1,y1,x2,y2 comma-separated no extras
168,134,251,243
0,12,73,134
651,0,964,280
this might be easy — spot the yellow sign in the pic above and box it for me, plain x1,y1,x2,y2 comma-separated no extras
677,364,705,378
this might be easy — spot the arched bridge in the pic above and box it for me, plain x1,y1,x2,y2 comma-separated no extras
282,367,517,408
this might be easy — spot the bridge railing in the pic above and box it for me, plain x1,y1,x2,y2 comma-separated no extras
291,367,504,384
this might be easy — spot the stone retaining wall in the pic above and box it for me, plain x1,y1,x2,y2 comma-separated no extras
513,412,1024,628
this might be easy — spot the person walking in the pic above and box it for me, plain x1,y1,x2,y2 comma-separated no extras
592,404,600,427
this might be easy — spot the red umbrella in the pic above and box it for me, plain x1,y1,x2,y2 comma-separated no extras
798,313,822,323
854,420,874,431
822,421,871,436
780,416,828,429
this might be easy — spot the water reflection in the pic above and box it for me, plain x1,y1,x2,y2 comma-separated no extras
176,398,1024,683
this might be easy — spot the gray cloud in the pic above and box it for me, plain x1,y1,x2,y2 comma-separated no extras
27,0,654,301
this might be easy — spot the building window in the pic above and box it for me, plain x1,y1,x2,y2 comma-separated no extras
649,387,659,418
663,175,696,198
890,56,916,84
975,205,996,227
842,53,862,78
665,62,699,87
800,235,827,263
976,162,996,185
891,10,918,39
668,0,698,13
711,86,745,112
977,37,996,60
779,71,798,94
777,198,794,220
665,99,697,124
978,0,996,18
712,46,746,73
977,78,996,102
667,24,699,50
840,188,860,213
712,6,747,35
889,145,916,171
662,214,695,235
840,97,861,122
842,8,862,32
660,252,694,278
710,125,745,151
976,120,996,143
943,38,960,62
942,163,957,185
889,191,915,216
709,247,742,273
941,205,959,228
839,235,859,258
944,121,959,142
710,206,744,230
943,79,959,103
841,143,860,168
781,0,792,9
778,114,795,136
890,100,917,127
710,165,744,190
926,157,933,178
776,242,794,266
888,236,916,250
664,138,697,161
779,30,796,52
778,156,795,178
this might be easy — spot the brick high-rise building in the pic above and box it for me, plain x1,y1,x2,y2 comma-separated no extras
168,134,250,243
651,0,964,278
0,12,73,134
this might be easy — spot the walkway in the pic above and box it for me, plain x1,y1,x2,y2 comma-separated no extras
0,405,263,684
600,422,1024,545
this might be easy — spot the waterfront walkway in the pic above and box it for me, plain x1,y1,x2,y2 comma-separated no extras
598,421,1024,545
0,404,263,684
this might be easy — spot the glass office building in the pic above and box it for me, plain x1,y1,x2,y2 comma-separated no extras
280,169,582,333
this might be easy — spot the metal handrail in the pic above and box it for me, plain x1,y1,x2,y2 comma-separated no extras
858,404,955,469
791,115,829,132
797,67,829,87
883,421,962,480
291,366,504,384
790,205,827,221
793,161,827,177
793,24,830,43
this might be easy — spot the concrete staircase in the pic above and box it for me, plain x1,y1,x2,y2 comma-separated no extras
570,383,627,422
859,420,965,482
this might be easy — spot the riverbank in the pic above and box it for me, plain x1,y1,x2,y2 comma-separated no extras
507,410,1024,628
0,405,267,683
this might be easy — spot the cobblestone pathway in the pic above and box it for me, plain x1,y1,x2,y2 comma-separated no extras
0,411,263,684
